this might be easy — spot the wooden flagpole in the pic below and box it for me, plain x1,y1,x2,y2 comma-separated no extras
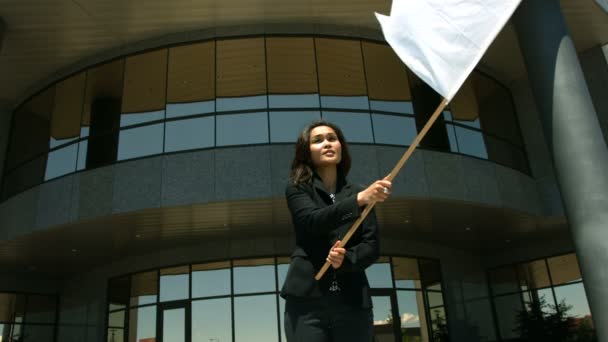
315,98,449,280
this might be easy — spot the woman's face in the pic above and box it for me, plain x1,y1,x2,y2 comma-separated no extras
309,125,342,169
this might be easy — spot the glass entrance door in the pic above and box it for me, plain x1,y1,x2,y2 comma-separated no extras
370,290,401,342
157,301,190,342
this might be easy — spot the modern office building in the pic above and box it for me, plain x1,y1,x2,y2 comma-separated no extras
0,0,607,341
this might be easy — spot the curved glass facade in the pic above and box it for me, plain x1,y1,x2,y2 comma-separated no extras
106,256,446,342
2,36,527,200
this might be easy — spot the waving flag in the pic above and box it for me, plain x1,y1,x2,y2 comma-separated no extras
375,0,521,101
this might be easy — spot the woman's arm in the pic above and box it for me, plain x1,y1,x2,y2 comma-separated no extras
337,207,380,273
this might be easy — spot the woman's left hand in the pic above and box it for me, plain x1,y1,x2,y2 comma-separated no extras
327,240,346,269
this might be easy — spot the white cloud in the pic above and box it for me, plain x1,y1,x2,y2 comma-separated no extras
401,313,420,327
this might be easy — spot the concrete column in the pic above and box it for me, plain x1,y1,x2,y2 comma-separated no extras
514,1,608,340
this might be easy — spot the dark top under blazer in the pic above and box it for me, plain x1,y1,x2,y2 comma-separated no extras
280,173,380,308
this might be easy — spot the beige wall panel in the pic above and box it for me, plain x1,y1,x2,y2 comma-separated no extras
216,38,266,97
82,59,125,126
167,41,215,103
316,38,366,96
266,37,318,94
122,49,168,113
52,73,85,140
362,41,411,101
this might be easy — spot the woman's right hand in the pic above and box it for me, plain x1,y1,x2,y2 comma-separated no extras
357,179,392,206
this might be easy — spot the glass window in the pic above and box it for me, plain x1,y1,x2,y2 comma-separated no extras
320,96,369,110
122,49,168,115
362,41,411,103
269,94,320,108
277,257,290,291
233,258,276,294
266,37,318,95
366,257,393,288
1,323,22,342
419,259,442,290
50,73,85,148
518,260,551,290
269,111,321,143
493,294,523,340
321,111,373,143
167,41,215,104
392,257,421,289
429,306,449,341
454,126,488,159
192,262,231,298
84,97,121,169
465,298,497,341
485,135,528,172
82,59,124,139
128,305,156,342
216,95,267,112
445,123,459,152
76,140,88,171
192,298,232,342
489,266,519,295
2,156,46,199
216,112,269,146
107,327,125,342
22,325,55,342
371,295,393,332
370,100,414,114
160,266,189,302
234,295,279,342
24,295,56,324
117,123,164,161
278,295,286,342
130,271,158,306
0,293,25,322
165,116,215,152
108,276,130,311
372,114,417,146
120,110,165,128
553,283,591,318
315,38,366,97
216,38,266,98
108,310,125,328
450,78,480,125
397,290,429,342
166,101,215,118
44,144,78,180
548,253,582,286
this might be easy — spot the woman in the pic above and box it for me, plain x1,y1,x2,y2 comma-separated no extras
281,120,392,342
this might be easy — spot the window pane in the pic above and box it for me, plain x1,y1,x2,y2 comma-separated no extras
0,293,25,322
493,294,523,340
108,277,130,311
44,143,78,180
162,308,185,342
548,253,582,286
278,296,286,342
167,41,215,104
1,156,45,199
277,258,289,292
217,38,266,98
445,124,459,152
117,123,164,161
320,96,369,110
518,260,550,290
370,100,414,114
362,41,411,102
450,78,480,124
233,258,275,294
130,271,158,306
165,116,215,152
268,94,320,108
108,310,125,328
366,257,392,288
192,262,231,298
216,95,267,112
166,101,215,118
120,110,165,128
269,111,320,143
419,259,442,290
485,134,528,172
234,295,279,342
322,111,373,143
160,266,189,302
316,38,366,97
371,295,393,335
122,49,167,114
372,114,417,146
1,323,22,342
22,325,54,342
392,257,421,289
397,290,429,342
454,126,488,159
216,112,269,146
554,283,591,319
266,37,318,95
50,73,85,148
427,291,444,308
429,307,449,341
128,305,156,342
489,266,519,295
464,298,496,341
25,295,56,323
107,328,125,342
82,60,124,140
192,298,232,342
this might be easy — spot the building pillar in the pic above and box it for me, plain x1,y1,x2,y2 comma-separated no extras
0,105,11,183
514,1,608,340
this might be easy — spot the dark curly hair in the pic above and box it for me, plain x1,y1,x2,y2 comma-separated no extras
289,120,352,185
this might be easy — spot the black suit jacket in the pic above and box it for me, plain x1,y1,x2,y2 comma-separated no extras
280,173,379,308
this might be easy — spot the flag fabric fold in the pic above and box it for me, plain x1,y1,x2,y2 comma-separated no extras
375,0,521,101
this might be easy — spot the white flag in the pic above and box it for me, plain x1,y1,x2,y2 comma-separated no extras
375,0,521,101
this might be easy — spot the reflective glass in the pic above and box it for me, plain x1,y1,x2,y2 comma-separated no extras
44,144,78,180
427,291,444,308
371,296,393,337
321,111,373,143
216,95,267,112
233,258,275,294
130,271,158,306
108,310,125,328
277,258,290,292
108,277,130,311
320,96,369,110
454,126,488,159
268,94,320,108
0,323,22,342
1,156,45,199
22,325,54,342
162,308,185,342
166,101,215,118
445,124,459,152
548,253,582,286
278,295,286,342
266,37,318,95
315,38,366,97
192,262,231,298
76,140,88,171
165,116,215,152
397,291,429,342
216,112,269,146
489,266,519,295
371,114,417,146
362,41,411,103
485,135,528,172
50,73,85,151
0,293,25,322
122,49,167,115
167,41,215,104
464,298,496,341
107,328,124,342
370,100,414,114
160,266,189,302
128,305,156,342
24,295,56,323
366,258,393,288
192,298,232,342
553,283,591,318
419,259,442,289
518,260,550,290
216,38,266,98
117,123,164,161
392,257,421,289
494,294,523,340
429,307,448,341
120,110,165,128
269,111,321,143
234,295,279,342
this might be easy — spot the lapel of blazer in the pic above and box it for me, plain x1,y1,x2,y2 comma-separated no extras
311,173,353,204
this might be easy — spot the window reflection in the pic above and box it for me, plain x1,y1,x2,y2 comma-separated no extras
454,126,488,159
216,38,266,98
22,325,54,342
269,111,321,143
216,112,269,146
192,262,231,298
366,257,392,288
117,124,164,161
165,116,215,152
122,49,167,115
192,298,232,342
234,295,279,342
130,271,158,306
370,100,414,114
554,283,591,318
397,291,429,342
320,96,369,110
268,94,319,108
128,305,156,342
548,254,582,286
120,110,165,128
322,111,373,143
266,37,318,95
160,266,189,302
233,258,275,294
216,95,267,112
166,101,215,118
315,38,366,97
167,41,215,105
489,266,519,295
392,257,421,289
44,144,78,180
50,73,85,148
24,295,56,324
518,260,550,290
371,114,417,146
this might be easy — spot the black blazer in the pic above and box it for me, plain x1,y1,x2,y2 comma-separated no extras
280,173,379,308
